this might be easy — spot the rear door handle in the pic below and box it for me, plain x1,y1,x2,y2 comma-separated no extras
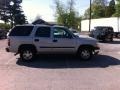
34,39,39,42
53,39,58,42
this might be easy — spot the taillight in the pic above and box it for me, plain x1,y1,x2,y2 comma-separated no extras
8,39,10,46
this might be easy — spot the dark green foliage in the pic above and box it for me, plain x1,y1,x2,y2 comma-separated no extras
0,0,27,26
105,0,115,17
113,0,120,17
92,5,105,18
0,23,11,30
92,0,107,6
83,0,117,19
84,0,107,19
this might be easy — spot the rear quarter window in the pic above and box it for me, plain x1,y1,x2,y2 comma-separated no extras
9,26,34,36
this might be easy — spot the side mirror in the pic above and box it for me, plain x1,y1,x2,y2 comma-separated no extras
66,34,73,39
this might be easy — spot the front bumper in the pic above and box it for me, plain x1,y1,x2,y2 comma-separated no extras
93,46,100,55
94,50,99,55
94,46,100,50
6,47,10,52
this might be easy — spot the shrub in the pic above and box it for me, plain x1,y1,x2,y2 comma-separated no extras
0,23,11,31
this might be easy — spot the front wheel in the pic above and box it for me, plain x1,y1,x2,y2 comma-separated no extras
78,48,92,61
117,33,120,38
20,49,35,62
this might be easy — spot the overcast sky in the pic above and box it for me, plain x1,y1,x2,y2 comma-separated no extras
21,0,90,23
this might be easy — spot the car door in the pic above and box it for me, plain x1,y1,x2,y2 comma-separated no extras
33,26,53,53
52,27,76,54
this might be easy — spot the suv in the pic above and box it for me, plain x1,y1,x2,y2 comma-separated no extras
89,26,114,42
6,25,100,61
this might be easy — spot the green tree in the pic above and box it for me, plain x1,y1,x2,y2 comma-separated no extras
114,0,120,16
83,0,108,19
0,14,10,24
105,6,112,17
105,0,115,17
0,0,11,24
92,5,105,18
54,0,67,25
8,0,27,26
93,0,107,6
0,23,11,30
92,0,108,18
83,5,105,19
0,0,27,26
83,8,90,19
54,0,80,29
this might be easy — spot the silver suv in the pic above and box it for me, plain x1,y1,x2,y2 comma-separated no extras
6,24,100,61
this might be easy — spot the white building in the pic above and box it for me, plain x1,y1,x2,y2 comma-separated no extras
81,17,120,32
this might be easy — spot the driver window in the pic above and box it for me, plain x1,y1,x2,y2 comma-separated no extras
53,27,72,38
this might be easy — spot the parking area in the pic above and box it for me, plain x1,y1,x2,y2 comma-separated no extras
0,39,120,90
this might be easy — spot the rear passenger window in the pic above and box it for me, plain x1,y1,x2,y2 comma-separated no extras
35,27,50,37
9,26,33,36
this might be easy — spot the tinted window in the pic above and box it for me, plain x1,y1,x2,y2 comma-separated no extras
9,26,33,36
72,31,77,33
35,27,50,37
53,27,72,38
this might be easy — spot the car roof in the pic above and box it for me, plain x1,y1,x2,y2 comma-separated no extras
95,26,113,28
15,24,67,28
16,24,51,27
53,25,67,28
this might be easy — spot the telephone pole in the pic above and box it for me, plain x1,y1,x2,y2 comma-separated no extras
89,0,92,32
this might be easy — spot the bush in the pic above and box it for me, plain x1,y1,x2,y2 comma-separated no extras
0,23,11,31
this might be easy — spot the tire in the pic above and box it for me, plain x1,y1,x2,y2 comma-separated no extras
104,36,111,42
78,48,92,61
110,38,113,42
20,49,35,62
117,33,120,38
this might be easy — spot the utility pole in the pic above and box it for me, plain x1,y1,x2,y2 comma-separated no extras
89,0,92,32
118,17,120,32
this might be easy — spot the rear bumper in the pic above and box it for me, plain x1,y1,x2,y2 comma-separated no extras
97,35,113,40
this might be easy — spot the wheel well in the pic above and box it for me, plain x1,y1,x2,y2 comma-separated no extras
18,44,37,53
77,45,94,52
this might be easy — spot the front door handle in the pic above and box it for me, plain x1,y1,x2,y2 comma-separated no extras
53,39,58,42
34,39,39,42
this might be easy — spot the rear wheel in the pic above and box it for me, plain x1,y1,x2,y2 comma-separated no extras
104,35,112,42
110,38,113,42
20,49,35,62
78,48,92,61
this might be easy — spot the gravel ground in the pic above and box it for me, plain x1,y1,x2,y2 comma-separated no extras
0,39,120,90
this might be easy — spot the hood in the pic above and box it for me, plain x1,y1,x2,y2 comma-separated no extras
77,34,97,41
